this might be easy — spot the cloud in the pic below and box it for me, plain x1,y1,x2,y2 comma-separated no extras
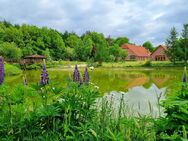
0,0,187,46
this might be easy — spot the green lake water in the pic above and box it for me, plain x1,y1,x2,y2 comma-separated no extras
5,67,184,116
5,67,184,93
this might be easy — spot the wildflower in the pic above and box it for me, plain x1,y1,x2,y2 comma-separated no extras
94,85,99,89
40,60,49,86
83,67,90,84
182,66,187,83
73,65,81,83
0,57,4,85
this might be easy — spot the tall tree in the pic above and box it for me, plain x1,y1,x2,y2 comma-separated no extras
181,24,188,66
114,37,129,47
142,41,154,52
106,35,114,46
166,27,179,64
88,32,109,65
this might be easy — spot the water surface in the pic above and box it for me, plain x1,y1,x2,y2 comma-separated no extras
5,67,183,93
5,67,183,116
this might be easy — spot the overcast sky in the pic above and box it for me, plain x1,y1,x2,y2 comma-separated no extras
0,0,188,45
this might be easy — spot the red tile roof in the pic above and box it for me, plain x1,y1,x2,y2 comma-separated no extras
121,44,151,57
158,45,167,50
151,45,167,56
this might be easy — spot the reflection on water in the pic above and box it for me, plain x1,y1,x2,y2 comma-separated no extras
5,68,182,93
101,84,166,117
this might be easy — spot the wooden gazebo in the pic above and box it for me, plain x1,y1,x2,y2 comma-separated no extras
23,54,46,64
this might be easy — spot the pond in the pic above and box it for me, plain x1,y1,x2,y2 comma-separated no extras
5,67,184,117
5,67,183,92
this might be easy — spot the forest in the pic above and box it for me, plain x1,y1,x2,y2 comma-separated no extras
0,20,130,64
1,20,188,66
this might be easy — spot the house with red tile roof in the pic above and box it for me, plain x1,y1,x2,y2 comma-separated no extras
121,44,151,61
151,45,169,61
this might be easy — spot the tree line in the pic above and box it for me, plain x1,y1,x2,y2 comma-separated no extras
166,24,188,65
0,20,133,64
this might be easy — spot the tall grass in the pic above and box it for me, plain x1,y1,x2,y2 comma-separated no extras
0,83,156,140
0,82,187,140
4,63,22,76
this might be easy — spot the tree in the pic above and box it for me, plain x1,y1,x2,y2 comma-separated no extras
0,42,22,62
87,32,109,65
106,35,114,46
114,37,129,46
42,48,51,60
166,27,179,64
82,36,93,61
143,41,154,52
48,29,66,60
65,34,80,48
181,24,188,66
22,44,35,56
63,47,75,61
109,44,127,61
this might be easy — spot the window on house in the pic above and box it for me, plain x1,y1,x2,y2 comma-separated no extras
130,55,136,60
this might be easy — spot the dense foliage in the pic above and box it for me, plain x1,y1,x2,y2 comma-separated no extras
0,81,187,140
0,21,128,64
166,24,188,65
0,83,156,140
143,41,155,53
155,83,188,140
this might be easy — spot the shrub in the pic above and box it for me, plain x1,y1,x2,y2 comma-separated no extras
25,64,42,70
4,63,22,76
156,83,188,140
0,42,22,62
142,60,152,67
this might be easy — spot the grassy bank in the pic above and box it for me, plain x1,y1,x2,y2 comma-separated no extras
45,60,184,69
4,63,22,76
46,60,86,68
102,61,184,68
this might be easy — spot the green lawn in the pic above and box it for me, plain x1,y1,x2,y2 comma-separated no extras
103,61,184,68
5,63,22,76
46,60,184,68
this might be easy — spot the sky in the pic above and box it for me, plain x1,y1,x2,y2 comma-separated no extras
0,0,188,46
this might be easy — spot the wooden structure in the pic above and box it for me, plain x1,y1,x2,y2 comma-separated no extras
23,55,46,64
121,44,151,61
151,45,169,61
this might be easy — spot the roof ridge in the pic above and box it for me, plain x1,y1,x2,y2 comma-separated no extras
122,44,151,56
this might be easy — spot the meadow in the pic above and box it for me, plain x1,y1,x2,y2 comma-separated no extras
45,60,185,69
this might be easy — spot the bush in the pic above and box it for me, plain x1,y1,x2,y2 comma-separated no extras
0,42,22,62
142,60,152,67
156,83,188,140
4,63,22,76
25,64,42,70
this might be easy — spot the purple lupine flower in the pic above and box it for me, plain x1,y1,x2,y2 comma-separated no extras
0,57,4,85
83,67,90,84
73,65,81,83
183,66,187,83
183,73,186,83
40,64,49,86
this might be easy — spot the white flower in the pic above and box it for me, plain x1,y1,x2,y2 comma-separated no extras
94,86,99,89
